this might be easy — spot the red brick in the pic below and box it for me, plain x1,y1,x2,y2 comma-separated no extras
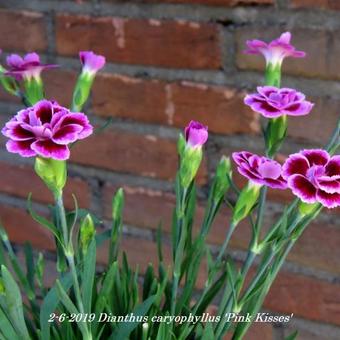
43,69,78,107
0,205,55,251
266,269,340,326
56,14,221,69
106,0,273,5
71,129,208,183
0,9,47,52
0,161,90,209
287,97,340,144
93,74,260,135
290,0,340,10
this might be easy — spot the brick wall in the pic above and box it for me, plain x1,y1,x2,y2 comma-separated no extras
0,1,339,339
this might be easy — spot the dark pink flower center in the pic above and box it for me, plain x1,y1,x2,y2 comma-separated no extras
306,165,325,187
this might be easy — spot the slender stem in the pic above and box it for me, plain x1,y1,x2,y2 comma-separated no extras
55,194,68,245
55,192,88,337
67,254,85,314
171,187,188,316
216,222,237,263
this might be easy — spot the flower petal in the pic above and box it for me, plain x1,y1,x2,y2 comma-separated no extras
282,153,309,179
31,140,70,160
52,124,83,145
2,123,35,141
325,155,340,177
316,189,340,209
282,101,314,116
6,139,36,157
288,174,317,203
317,176,340,194
301,149,329,166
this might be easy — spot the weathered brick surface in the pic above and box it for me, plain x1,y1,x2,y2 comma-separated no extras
43,69,78,107
93,74,259,135
0,205,55,251
71,128,208,183
106,0,273,5
267,270,340,326
56,14,222,69
290,0,340,10
0,9,47,52
0,161,90,209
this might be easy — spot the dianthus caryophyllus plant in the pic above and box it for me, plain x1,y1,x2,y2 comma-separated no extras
0,33,339,340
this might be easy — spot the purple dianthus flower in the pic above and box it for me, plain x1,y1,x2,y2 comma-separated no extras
79,51,106,76
233,151,287,189
244,86,314,118
244,32,305,67
282,149,340,208
5,53,57,81
185,121,208,148
1,100,93,160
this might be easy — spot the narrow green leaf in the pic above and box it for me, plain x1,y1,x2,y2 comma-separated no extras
82,240,96,314
285,330,298,340
109,295,156,340
27,194,61,243
40,273,73,340
0,305,18,339
56,280,88,337
1,266,30,339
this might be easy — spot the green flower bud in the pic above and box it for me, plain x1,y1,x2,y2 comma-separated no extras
72,73,93,112
179,146,203,188
80,214,96,255
213,156,232,202
232,182,261,225
35,157,67,196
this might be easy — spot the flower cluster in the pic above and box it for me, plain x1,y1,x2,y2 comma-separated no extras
283,150,340,208
233,149,340,209
1,100,93,160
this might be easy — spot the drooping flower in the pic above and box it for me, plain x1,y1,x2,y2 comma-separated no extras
1,100,93,160
232,151,287,189
185,120,208,148
5,53,58,81
79,51,106,76
282,149,340,208
244,86,314,118
244,32,306,67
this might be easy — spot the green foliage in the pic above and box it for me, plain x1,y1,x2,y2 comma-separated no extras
0,41,339,340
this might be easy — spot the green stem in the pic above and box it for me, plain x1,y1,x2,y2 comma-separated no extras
55,192,90,337
171,187,188,316
216,222,237,263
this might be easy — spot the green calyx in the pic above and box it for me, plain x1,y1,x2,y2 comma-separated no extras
24,77,44,105
72,72,94,112
179,145,203,188
34,157,67,196
232,182,261,225
265,63,281,87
